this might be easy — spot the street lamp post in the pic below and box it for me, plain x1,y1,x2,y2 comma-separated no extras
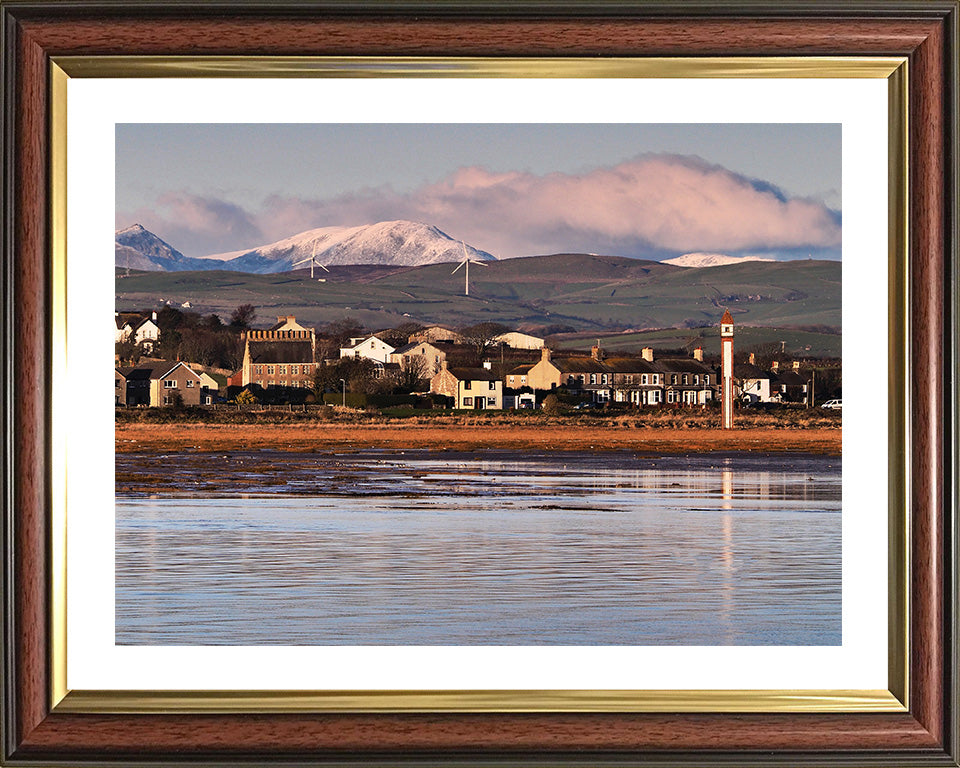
339,378,346,408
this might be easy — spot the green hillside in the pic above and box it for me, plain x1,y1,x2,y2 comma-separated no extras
115,254,841,342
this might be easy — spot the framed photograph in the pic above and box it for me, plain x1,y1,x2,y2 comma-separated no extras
2,2,957,766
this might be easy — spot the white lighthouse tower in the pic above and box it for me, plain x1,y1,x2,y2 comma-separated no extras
720,309,734,429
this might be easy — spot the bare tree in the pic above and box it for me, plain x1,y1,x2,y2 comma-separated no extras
229,304,257,329
458,322,509,360
396,355,429,393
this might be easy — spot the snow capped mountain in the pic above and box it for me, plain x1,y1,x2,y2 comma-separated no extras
115,224,216,272
661,252,776,268
206,221,497,273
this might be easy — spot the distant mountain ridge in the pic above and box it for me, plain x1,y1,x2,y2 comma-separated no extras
662,252,776,268
205,220,496,273
115,224,216,272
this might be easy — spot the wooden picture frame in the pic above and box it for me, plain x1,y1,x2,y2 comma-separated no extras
2,1,957,765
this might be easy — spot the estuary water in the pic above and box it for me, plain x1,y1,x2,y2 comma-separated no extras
115,451,841,646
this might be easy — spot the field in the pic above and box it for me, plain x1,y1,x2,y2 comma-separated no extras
116,254,841,354
116,408,842,457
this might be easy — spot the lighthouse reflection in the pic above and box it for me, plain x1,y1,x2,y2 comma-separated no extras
117,451,841,646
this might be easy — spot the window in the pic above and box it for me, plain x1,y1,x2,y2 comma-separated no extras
186,379,194,387
303,364,311,373
463,397,473,407
590,373,597,384
291,365,299,375
267,365,275,374
163,395,172,405
520,376,527,384
163,380,177,388
464,381,472,390
641,374,648,385
671,374,678,385
703,375,710,385
255,366,263,375
601,374,608,384
682,374,689,385
279,365,287,375
667,391,676,403
488,381,496,390
693,375,699,385
115,379,120,388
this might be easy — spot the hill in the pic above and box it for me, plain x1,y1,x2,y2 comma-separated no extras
115,253,841,352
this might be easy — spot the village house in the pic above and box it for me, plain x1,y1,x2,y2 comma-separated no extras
525,347,609,392
734,354,776,403
240,315,317,390
390,340,447,374
603,356,663,406
408,326,465,345
114,368,128,405
123,360,203,407
430,361,503,409
493,331,545,350
656,349,715,405
504,363,534,389
115,311,160,354
339,335,396,364
771,361,811,403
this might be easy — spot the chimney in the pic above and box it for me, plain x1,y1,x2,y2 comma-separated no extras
591,344,605,362
749,352,756,366
441,360,449,371
151,311,157,322
482,361,492,370
771,360,779,372
792,361,800,371
641,347,654,362
692,347,703,362
541,347,552,363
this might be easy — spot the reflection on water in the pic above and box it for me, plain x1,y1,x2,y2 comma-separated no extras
116,451,840,646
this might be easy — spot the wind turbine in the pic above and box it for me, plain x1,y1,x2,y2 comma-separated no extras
293,239,329,279
451,240,487,297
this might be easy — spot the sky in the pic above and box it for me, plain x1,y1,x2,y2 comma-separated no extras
116,124,841,261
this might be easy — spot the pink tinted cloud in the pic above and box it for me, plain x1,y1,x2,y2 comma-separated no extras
119,154,841,259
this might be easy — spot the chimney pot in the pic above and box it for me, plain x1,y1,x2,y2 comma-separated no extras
792,361,800,371
641,347,654,362
749,352,756,365
693,347,703,362
771,361,779,371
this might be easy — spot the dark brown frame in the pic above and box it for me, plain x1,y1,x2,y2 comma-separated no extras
2,2,957,765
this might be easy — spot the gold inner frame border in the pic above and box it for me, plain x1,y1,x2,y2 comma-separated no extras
49,55,909,714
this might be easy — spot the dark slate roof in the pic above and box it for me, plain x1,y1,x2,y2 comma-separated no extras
393,342,428,355
603,357,659,374
734,363,772,380
507,364,534,375
125,360,197,381
248,340,313,364
554,357,607,373
774,370,808,386
448,367,500,382
654,358,715,375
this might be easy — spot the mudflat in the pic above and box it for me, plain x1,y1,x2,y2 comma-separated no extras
116,423,841,455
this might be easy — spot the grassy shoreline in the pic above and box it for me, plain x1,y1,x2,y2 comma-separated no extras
116,422,841,455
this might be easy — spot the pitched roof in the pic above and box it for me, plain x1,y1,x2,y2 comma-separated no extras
603,357,659,374
734,363,772,380
248,340,314,364
774,369,808,386
655,358,715,375
447,367,500,382
507,364,534,375
126,360,200,380
553,357,607,373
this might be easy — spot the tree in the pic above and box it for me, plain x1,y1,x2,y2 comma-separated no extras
234,388,258,405
396,355,429,393
322,317,365,347
458,322,509,360
229,304,257,329
541,394,562,415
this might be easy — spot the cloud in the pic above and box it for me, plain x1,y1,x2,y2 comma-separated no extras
118,154,841,259
117,192,264,257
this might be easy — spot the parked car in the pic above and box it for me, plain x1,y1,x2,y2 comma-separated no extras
821,399,842,409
